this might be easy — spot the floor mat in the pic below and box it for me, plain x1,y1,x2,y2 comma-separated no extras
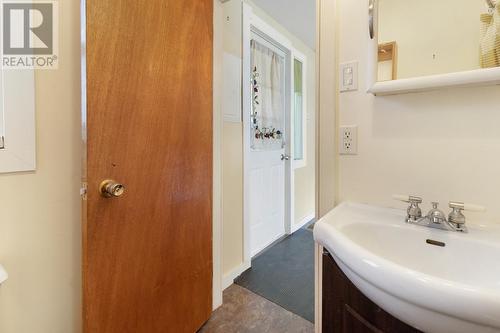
235,229,315,323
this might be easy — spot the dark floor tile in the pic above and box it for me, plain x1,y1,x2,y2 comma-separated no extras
235,229,315,322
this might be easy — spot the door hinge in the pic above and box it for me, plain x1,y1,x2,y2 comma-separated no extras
80,182,88,200
0,136,4,149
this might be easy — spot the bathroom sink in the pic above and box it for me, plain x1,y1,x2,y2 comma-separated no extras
314,202,500,333
0,264,7,284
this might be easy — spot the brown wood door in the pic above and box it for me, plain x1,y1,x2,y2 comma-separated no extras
83,1,213,332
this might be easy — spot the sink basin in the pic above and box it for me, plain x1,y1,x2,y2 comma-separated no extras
0,264,7,285
314,202,500,333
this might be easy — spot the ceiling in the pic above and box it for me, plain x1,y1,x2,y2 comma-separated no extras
251,0,316,50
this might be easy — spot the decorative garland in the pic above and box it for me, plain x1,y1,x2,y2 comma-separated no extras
251,66,283,142
254,127,282,140
252,66,259,129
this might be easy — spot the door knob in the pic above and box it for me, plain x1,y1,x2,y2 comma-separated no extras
99,180,125,198
281,154,290,161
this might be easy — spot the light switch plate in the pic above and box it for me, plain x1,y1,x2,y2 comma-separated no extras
339,125,358,155
340,61,359,92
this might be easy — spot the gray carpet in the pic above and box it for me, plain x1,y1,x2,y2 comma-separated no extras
235,228,315,323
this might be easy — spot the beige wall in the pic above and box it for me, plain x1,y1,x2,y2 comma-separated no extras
221,0,245,275
0,0,82,332
338,0,500,224
221,0,317,277
378,0,484,79
317,0,337,218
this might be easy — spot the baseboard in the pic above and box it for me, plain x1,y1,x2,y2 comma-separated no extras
291,212,316,233
222,260,251,290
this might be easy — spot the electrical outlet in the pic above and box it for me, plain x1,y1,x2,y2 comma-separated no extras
339,126,358,155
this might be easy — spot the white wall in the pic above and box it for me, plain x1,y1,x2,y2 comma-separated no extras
378,0,485,79
0,0,82,332
221,0,317,278
213,0,224,310
338,0,500,224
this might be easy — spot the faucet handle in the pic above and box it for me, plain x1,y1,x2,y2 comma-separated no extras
448,202,485,229
393,194,422,204
449,202,486,212
394,195,423,222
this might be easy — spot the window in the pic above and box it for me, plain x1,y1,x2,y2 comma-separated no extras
293,56,306,168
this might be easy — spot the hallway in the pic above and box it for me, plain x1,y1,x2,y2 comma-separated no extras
201,226,315,332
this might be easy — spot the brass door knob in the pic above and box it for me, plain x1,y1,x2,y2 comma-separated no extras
99,180,125,198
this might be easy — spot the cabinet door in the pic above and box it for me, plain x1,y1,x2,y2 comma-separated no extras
322,252,421,333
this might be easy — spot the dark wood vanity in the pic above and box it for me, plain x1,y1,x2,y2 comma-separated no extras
322,250,422,333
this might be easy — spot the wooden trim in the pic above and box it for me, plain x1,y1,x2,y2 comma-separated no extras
315,243,324,333
378,41,398,80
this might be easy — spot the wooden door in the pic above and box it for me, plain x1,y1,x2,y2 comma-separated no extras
83,1,213,332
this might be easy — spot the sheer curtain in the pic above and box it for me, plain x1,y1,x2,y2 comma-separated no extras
251,40,284,151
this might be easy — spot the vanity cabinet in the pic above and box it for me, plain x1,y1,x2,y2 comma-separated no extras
322,251,421,333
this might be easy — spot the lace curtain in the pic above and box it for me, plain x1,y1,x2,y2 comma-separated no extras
251,40,285,151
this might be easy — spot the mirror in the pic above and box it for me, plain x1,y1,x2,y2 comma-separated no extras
377,0,499,81
369,0,500,94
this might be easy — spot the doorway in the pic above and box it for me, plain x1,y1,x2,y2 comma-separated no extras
241,2,316,266
246,30,290,257
215,0,318,329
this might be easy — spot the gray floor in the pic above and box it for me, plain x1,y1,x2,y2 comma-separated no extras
235,228,315,322
199,285,314,333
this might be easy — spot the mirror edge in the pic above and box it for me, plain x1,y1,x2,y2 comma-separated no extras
367,1,500,96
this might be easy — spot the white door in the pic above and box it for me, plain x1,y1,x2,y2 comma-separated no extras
248,35,288,256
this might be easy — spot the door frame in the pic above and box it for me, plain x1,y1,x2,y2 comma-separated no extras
242,4,295,265
212,0,336,319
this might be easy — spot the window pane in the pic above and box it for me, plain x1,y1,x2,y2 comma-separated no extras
294,59,304,161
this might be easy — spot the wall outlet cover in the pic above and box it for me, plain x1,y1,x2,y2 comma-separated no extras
339,125,358,155
339,61,359,92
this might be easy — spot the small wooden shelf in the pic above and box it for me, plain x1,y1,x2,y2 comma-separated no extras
378,41,398,81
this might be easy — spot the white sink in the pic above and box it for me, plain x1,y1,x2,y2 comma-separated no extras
314,202,500,333
0,264,7,285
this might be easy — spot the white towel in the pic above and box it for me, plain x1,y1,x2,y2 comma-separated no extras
480,4,500,68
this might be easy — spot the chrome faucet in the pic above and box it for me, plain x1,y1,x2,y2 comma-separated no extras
393,195,486,233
